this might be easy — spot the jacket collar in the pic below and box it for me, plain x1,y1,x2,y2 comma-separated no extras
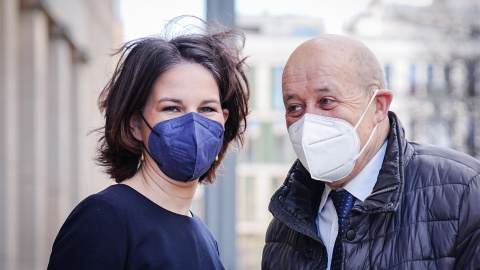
269,160,325,243
269,112,412,235
353,111,412,213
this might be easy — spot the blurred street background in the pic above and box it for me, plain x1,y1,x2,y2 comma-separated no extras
1,0,479,269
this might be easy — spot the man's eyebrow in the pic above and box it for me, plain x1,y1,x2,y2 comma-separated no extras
283,94,297,102
284,88,331,102
314,87,330,93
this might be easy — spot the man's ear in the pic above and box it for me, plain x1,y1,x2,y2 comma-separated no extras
130,113,143,141
374,89,393,123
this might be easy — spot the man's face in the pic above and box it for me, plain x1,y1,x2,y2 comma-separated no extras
282,41,378,167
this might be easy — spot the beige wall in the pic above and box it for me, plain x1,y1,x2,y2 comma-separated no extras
0,0,121,269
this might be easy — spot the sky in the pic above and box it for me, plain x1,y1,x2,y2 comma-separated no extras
119,0,372,41
120,0,206,41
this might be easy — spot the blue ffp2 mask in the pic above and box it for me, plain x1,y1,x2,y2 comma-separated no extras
140,112,224,182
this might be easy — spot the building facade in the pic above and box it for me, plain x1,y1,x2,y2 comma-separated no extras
0,0,121,269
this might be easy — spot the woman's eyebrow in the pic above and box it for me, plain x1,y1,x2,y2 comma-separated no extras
201,99,221,105
157,98,182,104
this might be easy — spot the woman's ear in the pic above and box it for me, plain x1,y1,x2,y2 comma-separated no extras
374,89,393,123
130,113,143,141
222,108,229,124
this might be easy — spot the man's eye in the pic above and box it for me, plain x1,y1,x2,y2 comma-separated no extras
288,105,302,112
320,98,332,105
286,105,304,117
319,98,337,109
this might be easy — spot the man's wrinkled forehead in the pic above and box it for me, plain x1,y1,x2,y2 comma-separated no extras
282,64,310,97
281,51,337,94
282,64,307,85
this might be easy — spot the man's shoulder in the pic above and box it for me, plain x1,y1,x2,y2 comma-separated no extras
407,141,480,181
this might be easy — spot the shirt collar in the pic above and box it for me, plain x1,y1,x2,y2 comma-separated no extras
318,140,388,211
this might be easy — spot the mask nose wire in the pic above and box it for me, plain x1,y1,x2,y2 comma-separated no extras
353,89,379,131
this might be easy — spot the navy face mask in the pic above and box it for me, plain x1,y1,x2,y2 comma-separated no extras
140,112,224,182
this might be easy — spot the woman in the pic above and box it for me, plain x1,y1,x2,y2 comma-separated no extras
47,18,249,270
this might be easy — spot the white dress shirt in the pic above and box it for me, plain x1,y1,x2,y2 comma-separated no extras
316,141,387,270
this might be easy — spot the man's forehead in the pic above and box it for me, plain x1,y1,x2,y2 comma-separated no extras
282,65,306,83
282,59,336,88
282,71,335,101
282,65,310,93
282,58,322,82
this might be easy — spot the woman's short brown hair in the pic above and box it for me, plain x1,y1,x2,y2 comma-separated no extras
96,17,250,184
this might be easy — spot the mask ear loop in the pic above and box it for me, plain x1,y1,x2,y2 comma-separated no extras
139,113,160,136
138,113,162,166
352,89,379,160
353,90,379,131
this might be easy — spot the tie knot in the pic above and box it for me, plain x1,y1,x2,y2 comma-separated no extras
329,190,355,219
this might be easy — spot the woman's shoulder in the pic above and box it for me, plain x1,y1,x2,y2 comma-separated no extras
72,184,163,224
74,184,126,210
62,185,131,227
48,186,130,269
79,184,138,209
93,183,135,200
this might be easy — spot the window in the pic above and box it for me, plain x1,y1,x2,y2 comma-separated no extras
466,117,480,157
384,65,390,88
261,122,274,162
271,67,284,110
444,64,451,93
244,176,256,221
467,61,476,97
292,27,319,37
271,177,284,195
427,64,433,93
409,64,416,95
239,120,261,163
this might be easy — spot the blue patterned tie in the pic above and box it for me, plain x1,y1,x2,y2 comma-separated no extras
329,190,355,270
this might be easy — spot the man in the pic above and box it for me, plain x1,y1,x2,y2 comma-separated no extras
262,35,480,270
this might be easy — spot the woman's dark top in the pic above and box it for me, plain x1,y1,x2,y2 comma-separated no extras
47,184,225,270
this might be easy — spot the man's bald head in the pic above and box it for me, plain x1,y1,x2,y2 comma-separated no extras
285,34,387,93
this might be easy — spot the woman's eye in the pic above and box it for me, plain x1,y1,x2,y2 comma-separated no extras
199,107,216,113
163,106,180,112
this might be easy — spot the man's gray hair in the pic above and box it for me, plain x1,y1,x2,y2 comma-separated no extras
352,43,388,92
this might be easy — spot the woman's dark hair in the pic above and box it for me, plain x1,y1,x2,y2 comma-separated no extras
96,17,250,184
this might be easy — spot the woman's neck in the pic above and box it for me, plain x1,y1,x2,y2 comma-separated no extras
123,158,198,217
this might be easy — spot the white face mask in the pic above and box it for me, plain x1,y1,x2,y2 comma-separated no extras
288,90,379,182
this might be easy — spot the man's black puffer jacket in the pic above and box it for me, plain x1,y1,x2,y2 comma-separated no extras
262,112,480,270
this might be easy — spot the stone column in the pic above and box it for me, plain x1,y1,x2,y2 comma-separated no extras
71,52,87,206
46,24,74,248
0,0,20,269
19,6,49,269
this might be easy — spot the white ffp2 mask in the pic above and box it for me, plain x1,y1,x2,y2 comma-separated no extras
288,90,379,182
